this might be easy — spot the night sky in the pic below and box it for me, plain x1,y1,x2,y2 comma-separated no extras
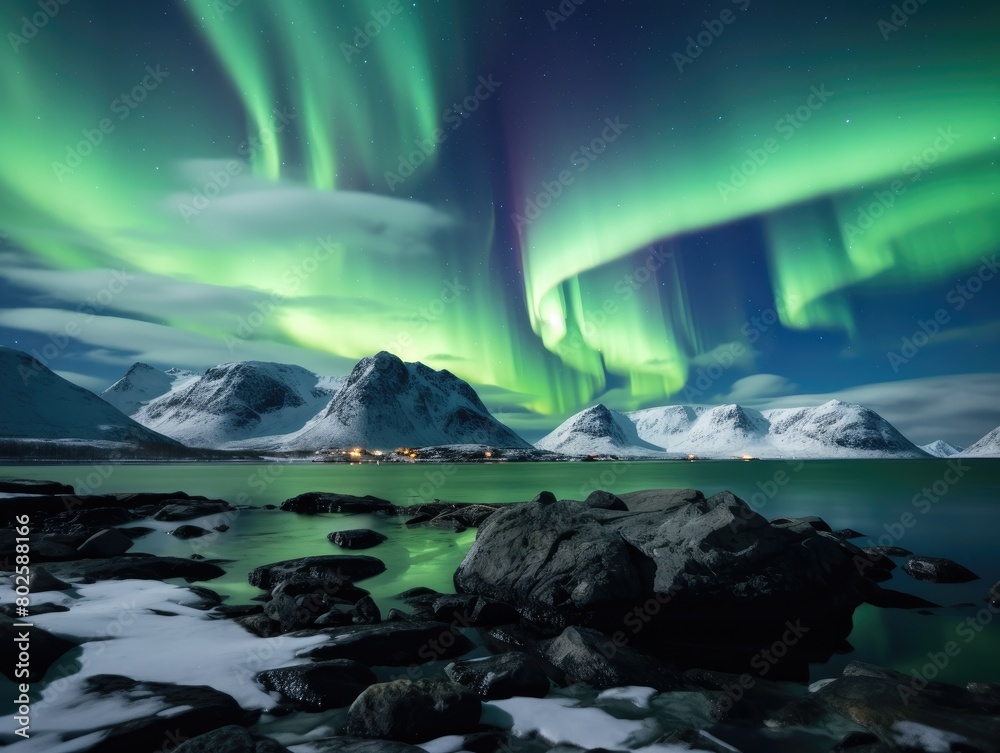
1,0,998,444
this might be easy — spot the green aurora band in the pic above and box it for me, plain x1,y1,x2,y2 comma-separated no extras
0,1,997,416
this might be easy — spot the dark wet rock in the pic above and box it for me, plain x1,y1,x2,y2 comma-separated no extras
353,595,381,624
398,586,439,601
153,499,235,521
43,506,136,528
77,528,135,557
270,575,370,603
173,725,293,753
118,526,157,539
328,529,388,550
213,604,264,619
904,556,980,583
257,659,377,711
404,513,434,527
770,515,833,533
186,586,224,610
314,605,357,627
429,505,498,528
431,595,520,626
831,731,887,752
215,524,230,532
191,554,205,560
248,556,386,590
235,614,282,637
43,554,225,582
1,615,79,681
814,661,1000,752
855,547,897,572
386,608,411,622
80,674,255,753
170,524,213,539
262,575,370,630
445,652,550,699
429,517,466,533
298,621,475,666
583,490,628,510
859,582,939,610
831,529,866,540
345,679,482,743
683,667,811,725
539,626,688,691
29,565,72,592
305,736,429,753
864,545,913,558
281,492,393,515
532,491,557,506
25,537,79,561
0,601,70,617
454,489,866,646
0,477,74,495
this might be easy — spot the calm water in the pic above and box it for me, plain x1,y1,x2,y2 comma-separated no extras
8,459,1000,684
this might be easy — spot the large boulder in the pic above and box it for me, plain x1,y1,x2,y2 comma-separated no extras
42,554,225,583
249,556,385,590
298,622,474,666
281,492,393,514
257,659,376,711
328,529,388,550
77,528,135,557
345,679,482,743
454,489,867,673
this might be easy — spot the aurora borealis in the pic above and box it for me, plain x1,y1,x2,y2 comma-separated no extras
1,0,998,443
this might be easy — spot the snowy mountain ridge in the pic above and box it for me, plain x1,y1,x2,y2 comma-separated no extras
535,404,663,456
102,352,528,451
275,351,530,451
540,399,932,458
129,361,346,448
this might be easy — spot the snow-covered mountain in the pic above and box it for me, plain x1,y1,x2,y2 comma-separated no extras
627,405,702,450
128,361,345,448
920,440,964,458
101,362,198,415
682,404,770,456
539,399,929,458
536,404,666,456
0,347,181,449
276,352,530,451
958,426,1000,457
762,401,927,458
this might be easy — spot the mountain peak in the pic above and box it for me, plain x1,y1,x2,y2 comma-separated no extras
1,347,179,449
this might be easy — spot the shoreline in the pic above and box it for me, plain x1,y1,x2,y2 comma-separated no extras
2,478,998,751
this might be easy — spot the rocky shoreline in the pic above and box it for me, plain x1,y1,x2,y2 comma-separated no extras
1,478,998,753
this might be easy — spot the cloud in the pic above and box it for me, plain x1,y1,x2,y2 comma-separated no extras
162,161,459,257
0,307,358,388
716,374,800,402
